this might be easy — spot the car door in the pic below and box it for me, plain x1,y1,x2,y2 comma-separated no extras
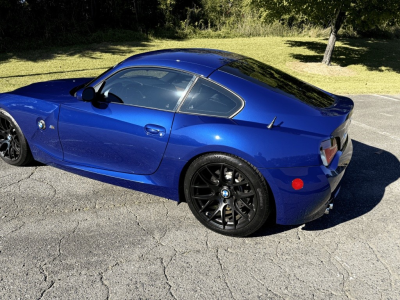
58,67,195,175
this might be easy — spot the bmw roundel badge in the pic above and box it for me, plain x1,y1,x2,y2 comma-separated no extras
38,120,46,130
221,188,230,199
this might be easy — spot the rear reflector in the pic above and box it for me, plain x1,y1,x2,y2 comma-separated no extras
292,178,304,190
320,138,338,166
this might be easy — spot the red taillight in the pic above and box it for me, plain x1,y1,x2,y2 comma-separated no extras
320,138,338,166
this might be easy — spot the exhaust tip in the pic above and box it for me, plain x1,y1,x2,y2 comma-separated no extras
329,203,334,210
325,208,330,215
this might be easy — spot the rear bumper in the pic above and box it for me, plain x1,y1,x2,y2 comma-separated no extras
260,137,353,225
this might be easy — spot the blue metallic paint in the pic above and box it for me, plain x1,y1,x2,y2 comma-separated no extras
165,113,324,169
58,102,175,174
88,49,244,90
210,70,353,136
0,48,354,226
261,138,353,224
0,93,64,163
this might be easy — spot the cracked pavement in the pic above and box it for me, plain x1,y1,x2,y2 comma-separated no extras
1,94,400,299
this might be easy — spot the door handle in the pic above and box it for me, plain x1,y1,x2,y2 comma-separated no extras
145,124,166,137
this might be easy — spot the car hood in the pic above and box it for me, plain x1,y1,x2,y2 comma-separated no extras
8,78,92,104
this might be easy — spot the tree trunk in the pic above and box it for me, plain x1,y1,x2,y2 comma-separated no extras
133,0,139,26
322,8,346,65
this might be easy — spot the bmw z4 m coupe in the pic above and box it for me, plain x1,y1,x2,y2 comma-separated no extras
0,49,353,236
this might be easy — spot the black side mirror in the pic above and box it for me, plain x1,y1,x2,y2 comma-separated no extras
82,87,96,102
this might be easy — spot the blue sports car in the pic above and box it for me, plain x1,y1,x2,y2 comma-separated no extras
0,49,353,236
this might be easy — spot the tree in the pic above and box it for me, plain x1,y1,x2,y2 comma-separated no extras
247,0,400,65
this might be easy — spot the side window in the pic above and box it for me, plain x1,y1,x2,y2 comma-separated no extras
100,68,195,111
179,78,243,118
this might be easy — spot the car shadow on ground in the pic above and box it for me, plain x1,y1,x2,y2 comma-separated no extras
253,139,400,236
0,67,110,80
285,38,400,73
0,39,153,63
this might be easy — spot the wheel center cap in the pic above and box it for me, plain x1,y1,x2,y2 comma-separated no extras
220,188,231,199
7,134,12,141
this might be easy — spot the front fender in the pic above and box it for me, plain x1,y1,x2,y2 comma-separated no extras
0,93,63,162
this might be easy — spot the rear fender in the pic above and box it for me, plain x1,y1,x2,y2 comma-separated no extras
165,113,324,169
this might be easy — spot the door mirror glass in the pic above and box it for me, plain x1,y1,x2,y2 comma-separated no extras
82,87,96,102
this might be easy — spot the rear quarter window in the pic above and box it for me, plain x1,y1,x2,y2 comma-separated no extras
179,78,244,118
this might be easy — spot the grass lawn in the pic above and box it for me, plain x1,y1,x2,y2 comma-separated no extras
0,37,399,94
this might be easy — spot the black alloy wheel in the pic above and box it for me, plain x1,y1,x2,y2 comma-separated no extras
0,109,33,166
185,153,271,237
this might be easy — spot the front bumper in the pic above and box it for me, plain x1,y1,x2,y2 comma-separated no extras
260,137,353,225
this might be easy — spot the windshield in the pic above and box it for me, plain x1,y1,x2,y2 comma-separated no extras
69,65,115,97
84,65,115,88
221,58,335,108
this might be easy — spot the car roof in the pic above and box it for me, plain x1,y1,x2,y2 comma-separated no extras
118,48,247,77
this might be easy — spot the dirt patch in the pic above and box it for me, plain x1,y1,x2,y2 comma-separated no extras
287,62,356,76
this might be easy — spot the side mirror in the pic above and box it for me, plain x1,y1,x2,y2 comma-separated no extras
82,87,96,102
75,88,84,101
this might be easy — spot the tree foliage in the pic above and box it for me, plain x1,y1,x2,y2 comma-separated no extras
248,0,400,29
247,0,400,64
0,0,242,51
0,0,399,52
0,0,165,50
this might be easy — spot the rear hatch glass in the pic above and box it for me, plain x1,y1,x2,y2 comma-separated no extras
221,58,335,108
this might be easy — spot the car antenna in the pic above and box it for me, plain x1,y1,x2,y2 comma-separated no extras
267,116,277,129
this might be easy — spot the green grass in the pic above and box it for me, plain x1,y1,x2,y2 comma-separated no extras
1,37,399,95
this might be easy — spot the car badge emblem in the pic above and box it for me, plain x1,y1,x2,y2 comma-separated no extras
221,189,230,198
38,120,46,130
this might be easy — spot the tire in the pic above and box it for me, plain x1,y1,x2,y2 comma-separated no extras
184,153,271,237
0,109,33,166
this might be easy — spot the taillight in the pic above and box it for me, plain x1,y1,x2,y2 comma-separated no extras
320,138,338,166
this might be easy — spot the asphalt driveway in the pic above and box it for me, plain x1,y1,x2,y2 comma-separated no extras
1,94,399,299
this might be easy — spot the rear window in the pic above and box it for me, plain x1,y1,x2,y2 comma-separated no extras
221,58,335,108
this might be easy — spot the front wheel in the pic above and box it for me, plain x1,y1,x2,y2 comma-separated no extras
184,153,271,237
0,109,33,166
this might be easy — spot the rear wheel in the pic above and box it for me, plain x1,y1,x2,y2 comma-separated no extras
184,153,271,237
0,109,33,166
